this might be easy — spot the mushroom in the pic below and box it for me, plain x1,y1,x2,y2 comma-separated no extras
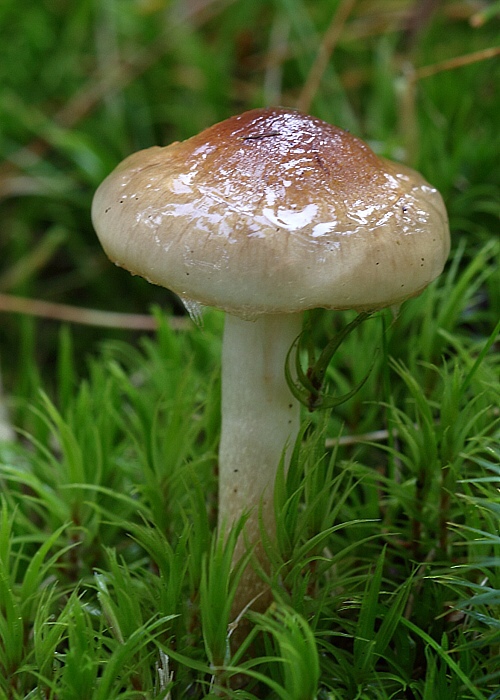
91,108,450,612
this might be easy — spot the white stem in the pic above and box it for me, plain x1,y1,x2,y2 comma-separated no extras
218,313,302,556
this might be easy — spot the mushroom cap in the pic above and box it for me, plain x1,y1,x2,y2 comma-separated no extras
92,108,450,317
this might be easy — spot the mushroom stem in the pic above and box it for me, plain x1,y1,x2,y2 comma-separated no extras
218,312,302,608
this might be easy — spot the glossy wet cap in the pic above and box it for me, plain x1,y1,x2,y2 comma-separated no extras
92,108,450,317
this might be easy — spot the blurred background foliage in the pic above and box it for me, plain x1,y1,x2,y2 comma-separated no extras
0,0,498,392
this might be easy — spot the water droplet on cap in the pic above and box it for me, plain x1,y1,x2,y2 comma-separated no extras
180,296,205,326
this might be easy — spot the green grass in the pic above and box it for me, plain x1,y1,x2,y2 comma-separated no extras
0,0,499,697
